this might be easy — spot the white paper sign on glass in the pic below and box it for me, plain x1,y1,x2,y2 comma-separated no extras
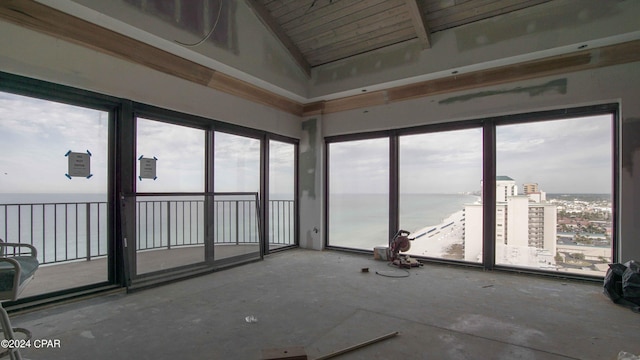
65,150,92,179
139,155,158,180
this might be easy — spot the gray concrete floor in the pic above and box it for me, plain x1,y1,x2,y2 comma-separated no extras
8,249,640,360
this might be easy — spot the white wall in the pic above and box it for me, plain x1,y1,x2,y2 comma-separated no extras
321,62,640,262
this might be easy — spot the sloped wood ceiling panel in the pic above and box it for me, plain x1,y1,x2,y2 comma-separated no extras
252,0,552,69
258,0,417,67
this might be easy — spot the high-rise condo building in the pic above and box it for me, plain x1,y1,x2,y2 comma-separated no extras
464,177,557,266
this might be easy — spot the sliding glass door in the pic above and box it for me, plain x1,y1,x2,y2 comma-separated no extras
134,117,206,275
268,139,296,251
0,90,111,296
213,131,261,262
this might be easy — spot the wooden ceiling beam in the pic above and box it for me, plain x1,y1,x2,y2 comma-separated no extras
404,0,431,48
246,0,311,78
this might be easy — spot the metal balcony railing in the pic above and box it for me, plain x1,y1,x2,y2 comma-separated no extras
1,198,295,265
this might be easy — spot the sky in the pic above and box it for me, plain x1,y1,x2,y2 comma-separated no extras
0,92,295,197
0,92,109,194
496,115,612,193
1,90,612,198
329,115,613,194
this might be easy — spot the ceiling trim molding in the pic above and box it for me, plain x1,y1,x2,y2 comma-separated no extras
302,40,640,116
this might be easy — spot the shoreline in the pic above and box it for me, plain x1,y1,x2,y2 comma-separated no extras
405,210,465,258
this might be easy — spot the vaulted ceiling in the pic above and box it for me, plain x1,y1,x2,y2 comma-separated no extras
247,0,552,75
1,0,638,114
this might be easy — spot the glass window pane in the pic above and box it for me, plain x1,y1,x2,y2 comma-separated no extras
399,129,483,262
214,132,260,193
135,118,206,274
269,140,295,249
0,91,109,296
136,118,205,192
214,132,261,260
495,115,613,275
328,138,389,250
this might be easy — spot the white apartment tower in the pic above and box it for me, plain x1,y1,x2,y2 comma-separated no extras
464,176,557,264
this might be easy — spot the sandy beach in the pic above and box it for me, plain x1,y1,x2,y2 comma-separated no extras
404,210,465,259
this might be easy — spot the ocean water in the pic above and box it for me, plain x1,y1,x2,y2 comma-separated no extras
1,192,476,262
0,193,109,264
329,193,478,250
0,193,289,263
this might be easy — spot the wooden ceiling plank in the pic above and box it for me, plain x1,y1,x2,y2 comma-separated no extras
297,6,411,52
269,0,314,19
304,19,415,56
291,0,401,43
427,0,549,32
281,0,379,33
301,18,414,58
426,0,503,19
405,0,431,48
275,0,345,23
422,0,471,14
246,0,311,77
308,27,417,65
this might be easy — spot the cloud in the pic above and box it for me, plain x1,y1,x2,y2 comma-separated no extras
496,115,612,193
0,93,108,193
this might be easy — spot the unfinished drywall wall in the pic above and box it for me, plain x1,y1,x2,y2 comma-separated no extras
438,79,567,105
299,117,324,250
310,0,640,99
621,117,640,263
321,61,640,263
0,20,300,137
63,0,309,98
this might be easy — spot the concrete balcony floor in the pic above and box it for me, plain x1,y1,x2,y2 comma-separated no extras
22,244,264,298
8,249,640,359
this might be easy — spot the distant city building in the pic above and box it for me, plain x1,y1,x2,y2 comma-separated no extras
464,176,557,266
523,183,538,194
523,182,546,202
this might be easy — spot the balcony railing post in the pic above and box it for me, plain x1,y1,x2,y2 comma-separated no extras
167,201,171,250
235,201,239,245
86,203,91,261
